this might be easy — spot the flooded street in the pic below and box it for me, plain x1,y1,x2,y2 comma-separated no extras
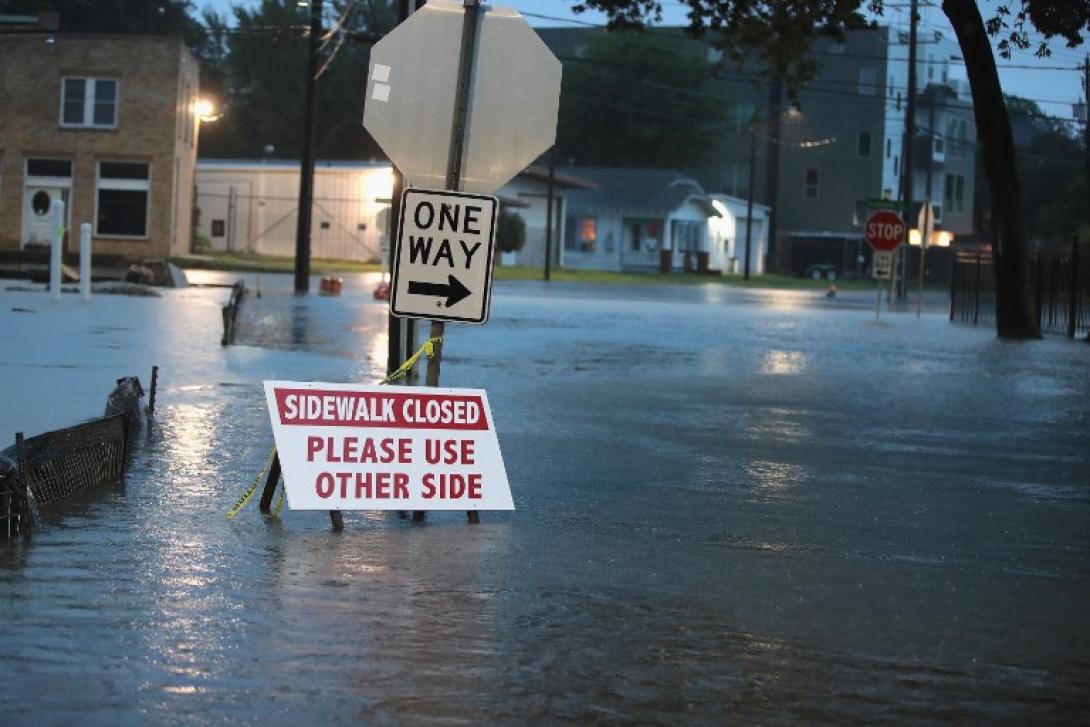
1,273,1088,723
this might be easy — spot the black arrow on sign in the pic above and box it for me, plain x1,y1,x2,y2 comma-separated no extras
408,274,471,307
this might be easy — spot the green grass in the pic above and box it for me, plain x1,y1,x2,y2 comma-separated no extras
172,251,381,274
493,266,878,289
173,252,881,290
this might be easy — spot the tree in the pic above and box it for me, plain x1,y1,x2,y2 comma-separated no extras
496,210,527,253
556,30,730,167
574,0,1090,339
197,0,395,160
989,96,1086,246
0,0,209,49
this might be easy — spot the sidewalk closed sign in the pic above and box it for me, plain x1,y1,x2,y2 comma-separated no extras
264,381,513,511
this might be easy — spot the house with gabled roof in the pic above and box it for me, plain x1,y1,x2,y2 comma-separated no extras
560,167,721,273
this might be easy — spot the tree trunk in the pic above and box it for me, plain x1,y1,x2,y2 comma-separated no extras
942,0,1040,338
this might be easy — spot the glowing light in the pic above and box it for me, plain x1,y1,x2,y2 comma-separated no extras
908,229,953,247
363,169,395,203
195,98,220,122
711,199,728,216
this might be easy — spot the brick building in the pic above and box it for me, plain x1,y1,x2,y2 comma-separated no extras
0,32,200,258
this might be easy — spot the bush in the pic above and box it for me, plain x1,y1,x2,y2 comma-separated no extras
496,210,526,253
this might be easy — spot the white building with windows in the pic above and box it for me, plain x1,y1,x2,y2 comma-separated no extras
560,167,722,273
0,31,201,259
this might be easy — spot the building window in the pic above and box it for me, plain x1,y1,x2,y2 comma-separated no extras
933,134,944,157
858,67,877,96
944,174,966,213
26,158,73,179
804,168,819,200
896,92,902,111
671,220,704,252
61,78,118,128
894,156,899,176
565,216,597,252
853,200,870,227
857,131,872,157
886,138,892,158
96,161,150,237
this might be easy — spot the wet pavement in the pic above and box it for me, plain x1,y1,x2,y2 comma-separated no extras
0,271,1087,723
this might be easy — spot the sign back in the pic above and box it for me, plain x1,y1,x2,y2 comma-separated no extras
264,381,514,511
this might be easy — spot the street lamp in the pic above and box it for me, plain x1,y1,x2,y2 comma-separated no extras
195,98,221,123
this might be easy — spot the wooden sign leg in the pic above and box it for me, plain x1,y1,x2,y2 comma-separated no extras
330,510,344,531
258,451,281,514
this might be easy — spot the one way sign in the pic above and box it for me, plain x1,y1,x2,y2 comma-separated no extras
391,188,498,324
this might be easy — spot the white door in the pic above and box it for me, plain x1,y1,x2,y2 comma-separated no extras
21,186,69,248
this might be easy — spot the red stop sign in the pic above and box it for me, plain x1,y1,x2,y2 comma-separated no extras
864,210,906,252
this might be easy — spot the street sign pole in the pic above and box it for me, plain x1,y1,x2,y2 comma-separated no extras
916,196,934,319
426,0,482,389
421,0,483,523
293,0,323,295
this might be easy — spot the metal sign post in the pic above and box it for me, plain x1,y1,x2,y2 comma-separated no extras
916,197,934,319
361,0,561,524
865,210,905,323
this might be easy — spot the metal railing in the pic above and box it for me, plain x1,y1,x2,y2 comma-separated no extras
950,238,1088,338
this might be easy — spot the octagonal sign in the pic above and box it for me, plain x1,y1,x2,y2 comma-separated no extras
864,210,906,253
363,0,562,194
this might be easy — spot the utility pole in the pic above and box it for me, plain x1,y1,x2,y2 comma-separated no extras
898,0,919,301
743,116,758,280
1083,56,1089,216
386,0,414,377
293,0,323,294
763,73,782,272
544,150,555,281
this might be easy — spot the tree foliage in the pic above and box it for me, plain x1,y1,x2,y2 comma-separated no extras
996,96,1086,245
496,210,527,253
197,0,395,160
556,30,729,167
0,0,208,48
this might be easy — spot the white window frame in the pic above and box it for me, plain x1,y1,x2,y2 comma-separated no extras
60,77,119,129
94,161,151,240
852,199,870,227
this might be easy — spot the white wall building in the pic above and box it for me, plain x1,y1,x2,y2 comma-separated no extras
194,160,393,262
194,160,592,266
707,193,770,275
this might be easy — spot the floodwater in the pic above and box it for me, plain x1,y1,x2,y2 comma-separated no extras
0,272,1087,723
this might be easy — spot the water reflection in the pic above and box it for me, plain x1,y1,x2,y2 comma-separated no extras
760,350,808,375
743,460,807,502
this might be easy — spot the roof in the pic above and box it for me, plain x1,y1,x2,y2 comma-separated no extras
198,159,597,190
709,192,770,215
520,164,597,190
564,167,720,217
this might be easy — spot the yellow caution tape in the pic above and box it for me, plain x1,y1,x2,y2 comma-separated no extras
274,483,285,516
228,336,443,518
378,336,442,385
226,447,277,519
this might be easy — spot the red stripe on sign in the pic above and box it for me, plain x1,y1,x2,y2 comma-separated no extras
274,389,489,430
